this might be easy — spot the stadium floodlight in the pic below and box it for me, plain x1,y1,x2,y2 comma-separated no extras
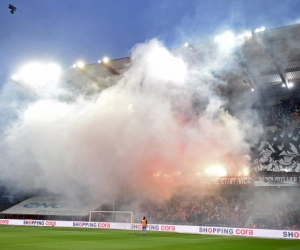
11,74,20,82
214,31,236,51
75,61,85,69
13,62,61,87
103,57,109,63
254,26,265,33
282,83,286,88
184,42,189,47
251,88,254,91
47,63,61,77
204,164,227,177
288,82,294,88
243,30,253,39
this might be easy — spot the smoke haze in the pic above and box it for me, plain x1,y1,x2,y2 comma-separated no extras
0,39,260,204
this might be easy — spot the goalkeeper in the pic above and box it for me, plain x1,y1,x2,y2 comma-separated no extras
141,216,147,236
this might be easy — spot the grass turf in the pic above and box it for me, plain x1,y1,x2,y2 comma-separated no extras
0,225,300,250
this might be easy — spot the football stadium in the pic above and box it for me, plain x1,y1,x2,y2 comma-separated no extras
1,23,300,249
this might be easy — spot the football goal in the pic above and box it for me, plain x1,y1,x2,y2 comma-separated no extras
89,211,133,223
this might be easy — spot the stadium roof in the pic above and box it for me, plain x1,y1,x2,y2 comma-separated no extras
1,196,100,216
60,23,300,96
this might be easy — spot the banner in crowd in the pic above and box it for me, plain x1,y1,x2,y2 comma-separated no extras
192,177,253,185
1,219,299,240
252,129,300,173
254,176,300,186
190,176,300,186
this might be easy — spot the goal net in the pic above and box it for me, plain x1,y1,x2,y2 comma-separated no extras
89,211,133,223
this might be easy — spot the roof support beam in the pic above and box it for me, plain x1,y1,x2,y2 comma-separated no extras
234,52,258,90
262,33,290,89
77,68,108,89
101,63,120,75
78,69,101,83
267,50,289,89
237,61,257,90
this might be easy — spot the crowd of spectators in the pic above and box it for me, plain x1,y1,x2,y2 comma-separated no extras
140,187,300,230
253,98,300,230
251,188,300,230
265,203,300,230
140,193,253,227
261,96,300,130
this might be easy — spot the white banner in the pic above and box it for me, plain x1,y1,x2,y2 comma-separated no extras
1,219,299,240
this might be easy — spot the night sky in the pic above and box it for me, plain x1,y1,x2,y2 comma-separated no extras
1,0,300,84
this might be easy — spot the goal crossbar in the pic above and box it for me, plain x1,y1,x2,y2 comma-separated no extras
89,211,133,223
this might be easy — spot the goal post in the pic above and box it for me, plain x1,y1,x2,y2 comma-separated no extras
89,211,133,223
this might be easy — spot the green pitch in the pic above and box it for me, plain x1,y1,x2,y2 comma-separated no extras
0,225,300,250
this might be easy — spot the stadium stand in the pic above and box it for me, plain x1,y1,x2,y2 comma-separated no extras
251,187,300,230
261,96,300,130
2,23,300,231
0,195,100,221
140,187,254,227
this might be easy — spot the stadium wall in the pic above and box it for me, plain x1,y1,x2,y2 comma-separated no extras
0,219,299,240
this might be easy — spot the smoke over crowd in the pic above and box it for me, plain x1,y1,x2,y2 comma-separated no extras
0,39,260,204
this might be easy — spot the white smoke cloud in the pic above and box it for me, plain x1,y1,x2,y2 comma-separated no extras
0,39,258,203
